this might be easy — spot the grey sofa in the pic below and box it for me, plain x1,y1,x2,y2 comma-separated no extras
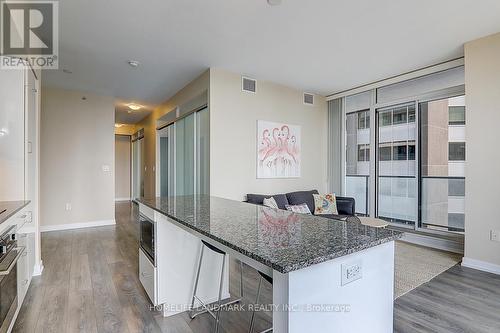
246,189,356,220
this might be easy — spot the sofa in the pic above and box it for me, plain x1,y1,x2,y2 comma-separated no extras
246,189,356,220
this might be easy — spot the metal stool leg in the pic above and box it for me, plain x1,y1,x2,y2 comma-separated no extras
214,253,226,333
240,260,244,298
189,245,205,319
248,275,263,333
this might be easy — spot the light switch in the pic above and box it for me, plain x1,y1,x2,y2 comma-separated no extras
102,165,110,172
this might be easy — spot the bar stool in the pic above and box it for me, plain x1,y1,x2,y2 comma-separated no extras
189,240,243,333
248,271,273,333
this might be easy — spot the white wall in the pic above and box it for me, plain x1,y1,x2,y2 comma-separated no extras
115,135,131,200
0,69,25,201
463,32,500,270
41,88,115,229
209,68,328,200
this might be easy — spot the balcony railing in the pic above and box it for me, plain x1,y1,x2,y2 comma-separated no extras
346,175,465,233
345,175,369,216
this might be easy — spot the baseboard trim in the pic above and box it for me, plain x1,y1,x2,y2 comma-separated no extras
33,261,44,276
41,219,116,232
462,257,500,275
399,231,464,254
115,198,131,202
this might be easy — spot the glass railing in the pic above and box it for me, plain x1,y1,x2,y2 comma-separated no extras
377,175,417,226
420,176,465,233
345,175,369,216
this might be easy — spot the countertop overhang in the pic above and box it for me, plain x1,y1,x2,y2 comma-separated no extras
137,196,403,273
0,201,30,225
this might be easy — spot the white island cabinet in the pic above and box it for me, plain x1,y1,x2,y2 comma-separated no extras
137,196,402,332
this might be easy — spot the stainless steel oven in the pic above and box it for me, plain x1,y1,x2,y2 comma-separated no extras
139,214,155,265
0,225,24,333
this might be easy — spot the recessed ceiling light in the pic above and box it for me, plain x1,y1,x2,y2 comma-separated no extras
115,124,124,128
267,0,282,5
128,60,140,68
127,103,142,111
62,69,72,74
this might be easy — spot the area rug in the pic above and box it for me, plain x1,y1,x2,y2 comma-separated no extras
394,241,462,298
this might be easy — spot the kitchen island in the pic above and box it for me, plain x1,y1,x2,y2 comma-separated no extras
137,195,402,333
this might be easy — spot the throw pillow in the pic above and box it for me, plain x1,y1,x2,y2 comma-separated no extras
313,193,339,215
263,197,279,209
285,203,312,215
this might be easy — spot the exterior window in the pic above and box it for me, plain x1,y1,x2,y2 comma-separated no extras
449,106,465,125
357,144,370,161
393,144,407,160
393,108,407,125
380,112,392,126
408,143,415,160
379,146,392,161
357,111,370,129
408,107,416,123
449,142,466,161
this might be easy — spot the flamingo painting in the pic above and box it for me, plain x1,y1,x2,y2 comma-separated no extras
257,120,301,178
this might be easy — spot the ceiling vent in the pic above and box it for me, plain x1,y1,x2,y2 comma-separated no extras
242,77,256,93
304,93,314,105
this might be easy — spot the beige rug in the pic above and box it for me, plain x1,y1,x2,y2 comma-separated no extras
394,241,462,298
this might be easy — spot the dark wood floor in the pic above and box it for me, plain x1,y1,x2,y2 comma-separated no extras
12,202,500,333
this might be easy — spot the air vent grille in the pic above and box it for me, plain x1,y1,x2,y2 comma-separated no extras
304,93,314,105
242,77,256,93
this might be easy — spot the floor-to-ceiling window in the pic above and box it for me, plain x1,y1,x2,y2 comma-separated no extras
376,103,417,226
419,95,466,233
346,110,370,215
337,65,465,237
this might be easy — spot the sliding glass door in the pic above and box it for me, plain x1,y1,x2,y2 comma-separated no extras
175,113,195,195
376,104,417,226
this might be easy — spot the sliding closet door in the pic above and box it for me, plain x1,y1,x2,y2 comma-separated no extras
175,113,195,195
196,108,209,195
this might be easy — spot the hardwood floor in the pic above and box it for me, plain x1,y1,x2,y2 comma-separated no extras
13,202,500,333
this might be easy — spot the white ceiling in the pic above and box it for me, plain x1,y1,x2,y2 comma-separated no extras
43,0,500,119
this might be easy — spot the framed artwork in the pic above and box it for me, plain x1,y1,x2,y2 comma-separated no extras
257,120,301,178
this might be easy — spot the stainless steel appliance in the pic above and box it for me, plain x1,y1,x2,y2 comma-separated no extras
0,225,24,333
139,214,155,265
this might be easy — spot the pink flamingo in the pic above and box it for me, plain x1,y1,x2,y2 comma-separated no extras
258,129,272,159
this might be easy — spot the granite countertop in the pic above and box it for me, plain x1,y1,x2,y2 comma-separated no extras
138,196,403,274
0,201,30,225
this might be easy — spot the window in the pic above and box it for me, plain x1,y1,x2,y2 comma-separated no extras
357,144,370,161
408,143,415,160
449,106,465,125
393,108,407,125
379,112,392,126
357,111,370,129
449,142,466,161
379,146,392,161
393,144,407,160
408,107,416,123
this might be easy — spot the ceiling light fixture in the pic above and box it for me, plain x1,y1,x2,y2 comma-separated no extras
267,0,282,5
114,124,124,128
127,60,140,68
127,103,142,111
